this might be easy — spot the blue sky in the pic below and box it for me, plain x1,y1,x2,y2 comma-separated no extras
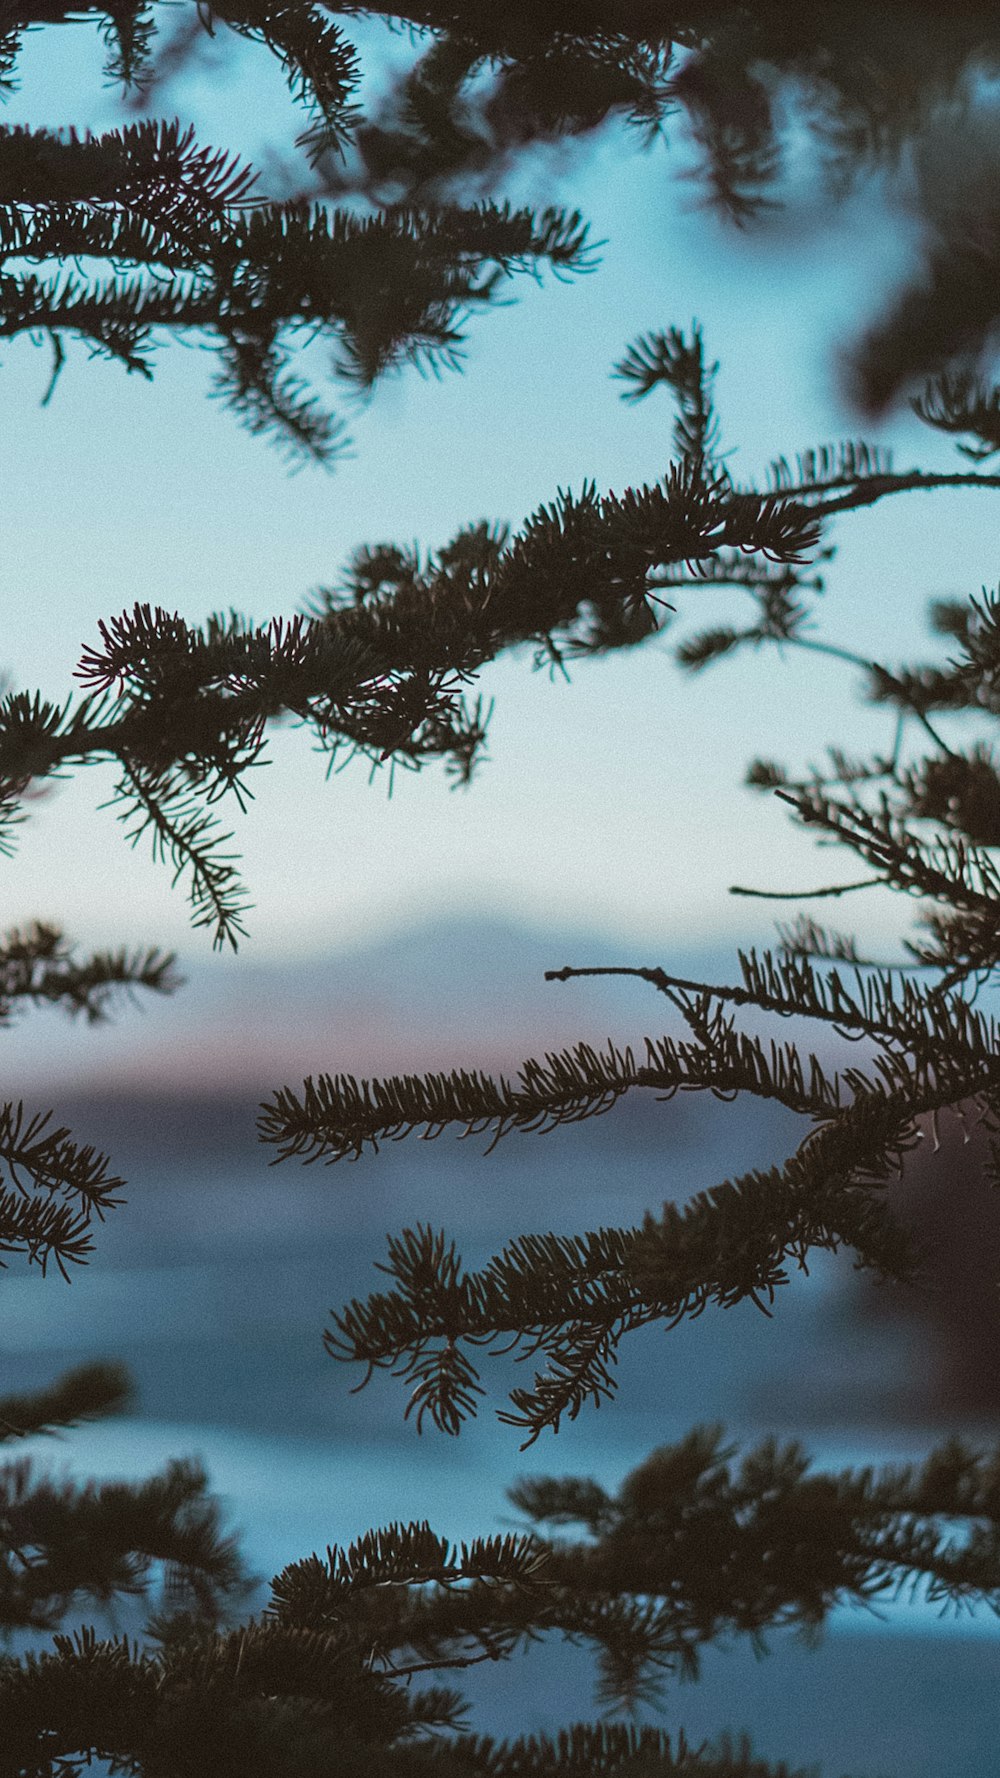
3,18,999,967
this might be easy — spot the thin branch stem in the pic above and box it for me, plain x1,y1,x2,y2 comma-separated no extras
544,960,964,1043
729,878,884,901
795,469,1000,515
380,1647,505,1679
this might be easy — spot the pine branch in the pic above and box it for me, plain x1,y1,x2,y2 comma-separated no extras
861,589,1000,719
913,370,1000,461
545,950,1000,1062
0,922,178,1024
269,1520,549,1623
210,0,361,162
775,784,1000,917
263,906,1000,1441
0,115,596,462
316,1118,914,1445
0,1363,131,1444
323,15,675,204
774,915,865,966
7,320,1000,944
113,764,252,952
444,1727,816,1778
613,325,723,477
0,414,824,942
0,1184,95,1278
0,1456,248,1631
0,1103,128,1278
0,118,259,216
5,1426,989,1765
257,1021,848,1163
0,1101,125,1219
5,22,1000,1774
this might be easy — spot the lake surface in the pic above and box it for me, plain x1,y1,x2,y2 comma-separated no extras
4,1090,997,1775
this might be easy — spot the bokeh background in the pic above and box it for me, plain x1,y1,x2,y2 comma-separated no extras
3,16,1000,1775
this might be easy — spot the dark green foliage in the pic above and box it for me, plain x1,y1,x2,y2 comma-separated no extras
7,308,1000,1762
291,2,1000,216
0,923,177,1025
0,1099,132,1277
4,1428,999,1768
0,917,177,1275
0,9,598,459
434,1729,817,1778
12,330,1000,956
613,327,722,478
314,1146,914,1441
268,1424,1000,1693
0,1363,131,1443
8,0,999,218
0,466,825,947
8,3,1000,439
239,338,1000,1459
0,110,592,462
913,372,1000,461
0,1455,248,1632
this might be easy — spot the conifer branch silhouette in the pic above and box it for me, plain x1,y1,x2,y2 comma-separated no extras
6,9,1000,1759
0,1363,131,1445
0,922,177,1023
249,323,1000,1452
3,1428,999,1764
9,4,1000,440
0,109,594,463
0,1454,249,1633
15,318,1000,950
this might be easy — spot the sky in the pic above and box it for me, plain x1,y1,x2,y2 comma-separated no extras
3,17,1000,975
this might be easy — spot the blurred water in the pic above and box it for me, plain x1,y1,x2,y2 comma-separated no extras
2,1091,997,1774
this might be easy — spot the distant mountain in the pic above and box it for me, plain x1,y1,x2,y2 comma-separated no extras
2,911,738,1096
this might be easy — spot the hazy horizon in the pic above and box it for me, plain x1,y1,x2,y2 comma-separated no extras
1,904,745,1094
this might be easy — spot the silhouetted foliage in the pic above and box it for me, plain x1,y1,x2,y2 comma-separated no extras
3,8,1000,1772
8,4,1000,439
0,316,996,1767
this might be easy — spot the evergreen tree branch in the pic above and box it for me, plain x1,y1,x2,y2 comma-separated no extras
5,1426,993,1767
209,0,362,162
8,323,1000,944
315,1126,915,1444
613,325,722,478
441,1727,817,1778
545,951,1000,1060
0,1103,129,1278
7,21,1000,1772
265,917,1000,1439
0,1101,126,1220
0,922,178,1024
257,1021,848,1165
0,1456,249,1631
0,113,596,462
113,764,253,953
0,1364,131,1444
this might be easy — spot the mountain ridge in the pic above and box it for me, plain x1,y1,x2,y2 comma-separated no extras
3,909,739,1095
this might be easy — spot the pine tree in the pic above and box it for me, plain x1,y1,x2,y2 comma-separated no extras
9,331,1000,1772
4,7,1000,1772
